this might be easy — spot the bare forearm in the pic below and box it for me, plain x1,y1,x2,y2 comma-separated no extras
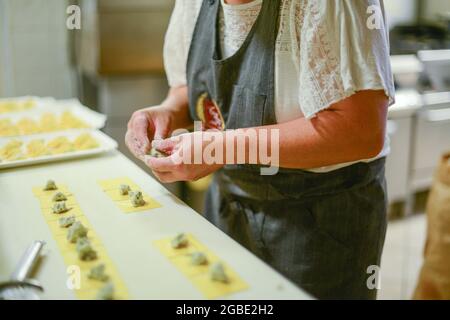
146,91,388,183
224,90,388,169
257,116,384,169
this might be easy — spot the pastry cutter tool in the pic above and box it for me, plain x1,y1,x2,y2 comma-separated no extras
0,240,45,300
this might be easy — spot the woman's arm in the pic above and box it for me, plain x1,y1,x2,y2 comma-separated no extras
146,89,389,182
237,89,388,169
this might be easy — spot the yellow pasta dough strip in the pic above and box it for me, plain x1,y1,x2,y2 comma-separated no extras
104,189,132,202
170,253,220,278
190,268,249,300
98,177,139,191
0,140,25,161
1,132,101,162
32,184,130,299
153,235,207,258
0,100,35,114
17,118,40,135
115,195,162,213
0,119,20,137
38,192,77,209
41,205,84,222
60,111,89,130
26,139,48,158
73,133,99,150
74,273,129,301
153,234,248,299
47,215,92,238
37,189,74,200
39,197,79,210
98,177,161,213
32,184,70,197
0,111,93,138
46,136,74,155
39,113,60,132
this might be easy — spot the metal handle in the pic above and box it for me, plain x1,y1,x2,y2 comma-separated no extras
10,241,45,282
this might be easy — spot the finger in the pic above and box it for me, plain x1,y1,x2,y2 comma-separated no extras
125,131,144,158
144,155,179,172
151,170,178,184
151,137,178,153
132,115,151,154
153,119,170,141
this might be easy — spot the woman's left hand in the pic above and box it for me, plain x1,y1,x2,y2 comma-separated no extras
144,131,225,183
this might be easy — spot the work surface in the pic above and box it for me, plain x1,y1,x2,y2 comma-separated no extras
0,150,310,299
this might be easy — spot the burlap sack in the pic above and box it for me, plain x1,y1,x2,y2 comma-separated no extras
413,152,450,300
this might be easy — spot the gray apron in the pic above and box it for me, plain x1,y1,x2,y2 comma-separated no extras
187,0,387,299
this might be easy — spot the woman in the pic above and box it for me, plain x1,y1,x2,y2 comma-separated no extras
126,0,395,299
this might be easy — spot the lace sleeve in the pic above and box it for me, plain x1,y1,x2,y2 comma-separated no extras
291,0,395,119
163,0,202,87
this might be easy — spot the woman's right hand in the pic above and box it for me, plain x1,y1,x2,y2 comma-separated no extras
125,86,191,160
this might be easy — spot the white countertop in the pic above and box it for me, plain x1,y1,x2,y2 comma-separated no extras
0,150,311,300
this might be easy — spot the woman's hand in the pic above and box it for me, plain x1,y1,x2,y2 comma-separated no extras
144,131,225,183
125,106,174,159
125,86,191,160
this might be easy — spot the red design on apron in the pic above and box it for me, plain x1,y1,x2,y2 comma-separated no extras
196,93,225,131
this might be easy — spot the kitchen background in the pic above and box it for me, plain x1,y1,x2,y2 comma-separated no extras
1,0,449,299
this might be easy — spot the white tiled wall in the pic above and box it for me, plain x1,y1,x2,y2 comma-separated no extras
0,0,75,98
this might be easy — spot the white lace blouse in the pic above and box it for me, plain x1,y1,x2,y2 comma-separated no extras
163,0,395,172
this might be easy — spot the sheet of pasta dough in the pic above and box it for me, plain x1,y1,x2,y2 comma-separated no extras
154,234,248,299
98,177,161,213
32,183,130,299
